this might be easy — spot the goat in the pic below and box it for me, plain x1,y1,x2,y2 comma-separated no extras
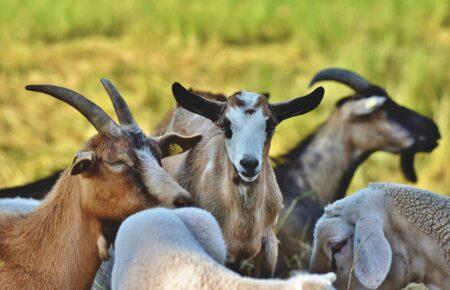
160,82,324,277
275,68,440,273
0,79,201,289
112,207,336,290
310,182,449,290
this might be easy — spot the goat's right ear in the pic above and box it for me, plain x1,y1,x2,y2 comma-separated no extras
157,133,203,159
172,82,225,123
70,151,96,175
354,216,392,289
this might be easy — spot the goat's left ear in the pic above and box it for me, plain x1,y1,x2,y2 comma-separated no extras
70,151,96,175
157,133,203,158
349,96,387,118
270,87,324,123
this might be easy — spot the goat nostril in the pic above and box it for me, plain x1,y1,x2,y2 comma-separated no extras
174,194,193,208
240,157,258,171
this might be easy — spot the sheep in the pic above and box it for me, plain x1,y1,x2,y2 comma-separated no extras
0,197,39,214
310,182,449,290
160,83,324,277
0,80,202,289
111,207,336,290
275,68,441,273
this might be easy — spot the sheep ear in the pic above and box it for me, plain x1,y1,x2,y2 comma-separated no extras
70,151,96,175
354,216,392,289
157,133,202,158
349,96,386,118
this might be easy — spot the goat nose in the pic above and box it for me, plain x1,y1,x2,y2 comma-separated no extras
240,156,258,171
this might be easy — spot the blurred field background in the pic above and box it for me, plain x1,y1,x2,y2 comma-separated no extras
0,0,448,194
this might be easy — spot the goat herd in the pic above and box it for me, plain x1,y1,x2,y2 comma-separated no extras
0,68,448,290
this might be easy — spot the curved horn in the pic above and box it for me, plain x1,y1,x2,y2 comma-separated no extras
172,82,225,123
25,85,118,134
309,68,371,93
101,78,136,125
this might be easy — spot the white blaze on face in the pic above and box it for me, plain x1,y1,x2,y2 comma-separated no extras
135,148,185,206
224,91,268,182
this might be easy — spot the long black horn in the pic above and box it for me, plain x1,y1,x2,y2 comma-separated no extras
309,68,371,93
101,78,136,125
25,85,118,134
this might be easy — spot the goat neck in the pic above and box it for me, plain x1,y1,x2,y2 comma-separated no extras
0,171,103,289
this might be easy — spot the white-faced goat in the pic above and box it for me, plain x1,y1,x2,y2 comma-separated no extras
310,182,449,290
160,83,324,277
0,80,201,289
274,68,440,273
112,207,336,290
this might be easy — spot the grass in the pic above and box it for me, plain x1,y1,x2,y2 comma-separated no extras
0,0,448,194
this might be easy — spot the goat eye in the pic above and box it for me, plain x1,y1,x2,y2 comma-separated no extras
330,240,347,254
104,160,129,170
220,118,232,139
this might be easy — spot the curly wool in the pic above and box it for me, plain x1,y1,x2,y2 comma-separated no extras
369,182,450,271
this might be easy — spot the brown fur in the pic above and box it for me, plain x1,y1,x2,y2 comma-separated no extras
0,107,200,289
161,96,283,277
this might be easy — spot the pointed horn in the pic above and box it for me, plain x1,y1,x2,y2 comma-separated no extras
309,68,371,93
25,85,118,134
101,78,136,125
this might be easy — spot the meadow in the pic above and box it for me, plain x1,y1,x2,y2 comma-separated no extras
0,0,448,194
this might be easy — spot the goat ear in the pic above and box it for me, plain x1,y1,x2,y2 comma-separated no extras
172,82,225,123
270,87,324,123
157,133,202,158
261,92,270,100
354,216,392,289
70,151,96,175
349,96,386,118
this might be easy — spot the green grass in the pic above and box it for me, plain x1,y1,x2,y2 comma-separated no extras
0,0,449,194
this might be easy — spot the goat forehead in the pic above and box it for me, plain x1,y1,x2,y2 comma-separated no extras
235,91,261,106
226,105,267,127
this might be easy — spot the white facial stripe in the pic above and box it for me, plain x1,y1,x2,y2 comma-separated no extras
135,148,184,206
237,91,260,107
224,98,268,181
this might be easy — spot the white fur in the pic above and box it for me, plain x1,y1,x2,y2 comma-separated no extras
135,148,186,206
0,197,40,213
112,207,336,290
225,92,268,182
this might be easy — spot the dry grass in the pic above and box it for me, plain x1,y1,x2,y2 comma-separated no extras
0,0,448,195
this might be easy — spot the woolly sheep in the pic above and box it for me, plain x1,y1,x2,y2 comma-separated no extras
310,182,449,290
0,197,40,214
112,207,336,290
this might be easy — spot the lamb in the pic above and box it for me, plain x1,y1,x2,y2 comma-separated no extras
160,83,324,277
0,197,39,214
275,68,440,273
111,207,336,290
0,80,201,289
310,182,449,290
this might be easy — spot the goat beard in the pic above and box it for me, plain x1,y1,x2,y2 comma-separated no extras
400,150,417,183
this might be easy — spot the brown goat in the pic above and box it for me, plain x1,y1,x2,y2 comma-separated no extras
160,83,324,277
0,80,201,289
